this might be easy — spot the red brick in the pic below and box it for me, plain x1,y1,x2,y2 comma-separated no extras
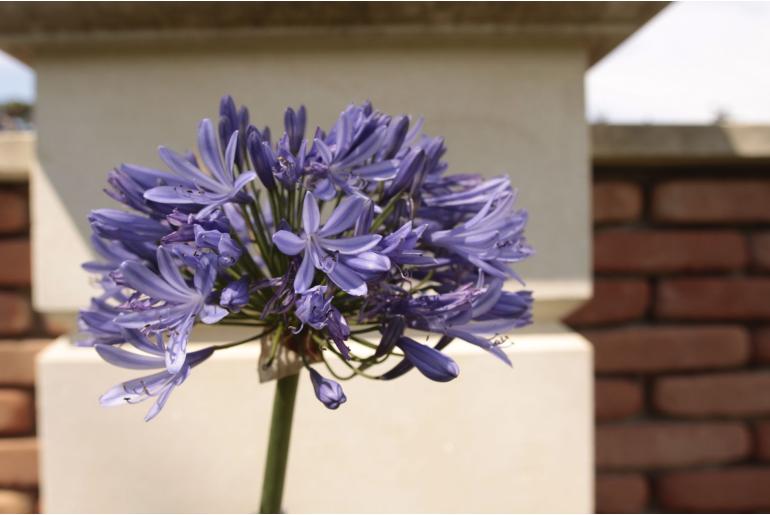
595,229,747,274
0,390,33,435
750,232,770,271
653,180,770,223
657,277,770,320
586,325,749,373
596,473,649,513
0,438,37,487
0,340,49,386
753,327,770,364
0,489,34,514
0,239,30,287
0,293,31,336
658,467,770,512
596,421,750,470
41,314,74,337
595,379,643,421
0,190,28,235
564,279,650,327
654,371,770,417
593,182,642,223
755,420,770,461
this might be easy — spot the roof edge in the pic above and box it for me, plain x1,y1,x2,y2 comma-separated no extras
592,124,770,166
0,2,667,65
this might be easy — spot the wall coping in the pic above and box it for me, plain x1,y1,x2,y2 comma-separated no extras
0,2,665,65
0,131,36,182
593,124,770,166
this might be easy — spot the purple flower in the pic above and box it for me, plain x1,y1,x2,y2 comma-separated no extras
89,209,169,243
97,343,215,421
273,139,308,186
378,115,410,160
77,298,126,347
294,285,331,330
272,192,386,296
193,226,242,268
218,94,250,169
308,367,347,410
162,208,231,244
114,247,227,373
106,163,196,218
82,234,145,274
325,307,351,358
377,221,434,266
284,105,307,155
143,119,257,218
87,210,167,266
393,279,530,367
219,277,250,312
396,336,459,382
295,285,351,358
247,130,277,191
438,278,533,366
80,95,536,420
305,104,400,199
423,176,511,210
427,188,532,278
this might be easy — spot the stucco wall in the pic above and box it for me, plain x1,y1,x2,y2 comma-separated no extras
32,41,590,318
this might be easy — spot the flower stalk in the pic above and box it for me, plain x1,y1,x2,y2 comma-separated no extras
259,371,300,514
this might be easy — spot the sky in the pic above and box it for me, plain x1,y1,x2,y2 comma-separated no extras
586,1,770,124
0,51,34,104
2,1,770,123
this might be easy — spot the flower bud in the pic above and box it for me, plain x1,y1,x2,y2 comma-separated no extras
247,130,276,191
308,367,347,410
396,337,459,382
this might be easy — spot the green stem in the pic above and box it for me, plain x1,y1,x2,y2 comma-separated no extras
370,192,403,230
259,372,300,514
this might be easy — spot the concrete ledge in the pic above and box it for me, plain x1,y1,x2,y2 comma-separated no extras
38,326,593,513
593,124,770,166
0,131,35,181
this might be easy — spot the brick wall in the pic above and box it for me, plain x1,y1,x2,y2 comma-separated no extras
568,166,770,512
0,182,59,514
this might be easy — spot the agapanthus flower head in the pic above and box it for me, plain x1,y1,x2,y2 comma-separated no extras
79,95,533,419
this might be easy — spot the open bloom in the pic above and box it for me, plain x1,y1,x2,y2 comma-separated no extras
97,338,214,421
306,104,401,199
143,119,256,218
272,192,387,295
427,190,531,278
114,247,226,373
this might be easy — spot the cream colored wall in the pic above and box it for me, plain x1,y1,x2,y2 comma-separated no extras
39,327,593,513
32,40,594,513
32,42,590,320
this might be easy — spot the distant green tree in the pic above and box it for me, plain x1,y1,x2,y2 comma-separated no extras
0,101,33,120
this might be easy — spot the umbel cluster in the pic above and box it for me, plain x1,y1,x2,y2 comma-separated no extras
78,96,534,420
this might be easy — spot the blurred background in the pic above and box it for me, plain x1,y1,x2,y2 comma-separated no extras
2,1,770,513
